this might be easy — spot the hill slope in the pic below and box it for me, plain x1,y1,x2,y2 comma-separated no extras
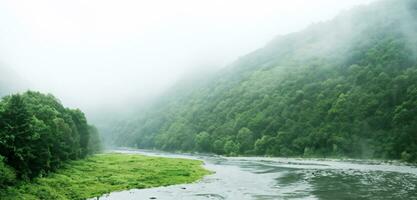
113,0,417,161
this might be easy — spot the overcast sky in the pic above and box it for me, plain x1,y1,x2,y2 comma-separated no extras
0,0,376,113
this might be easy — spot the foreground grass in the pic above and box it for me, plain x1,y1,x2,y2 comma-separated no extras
0,153,210,200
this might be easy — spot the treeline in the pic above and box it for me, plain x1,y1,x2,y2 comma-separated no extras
112,0,417,162
0,91,101,188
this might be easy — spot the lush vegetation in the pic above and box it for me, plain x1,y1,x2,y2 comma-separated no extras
111,0,417,162
0,91,101,189
0,153,209,200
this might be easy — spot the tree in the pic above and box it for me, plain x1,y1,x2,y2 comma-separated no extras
0,94,36,179
0,155,16,188
236,127,254,153
108,0,417,162
0,91,101,183
69,109,90,158
195,131,211,152
224,140,239,156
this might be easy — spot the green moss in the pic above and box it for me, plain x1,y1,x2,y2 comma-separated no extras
0,153,210,200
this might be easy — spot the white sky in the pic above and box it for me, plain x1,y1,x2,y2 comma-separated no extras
0,0,376,113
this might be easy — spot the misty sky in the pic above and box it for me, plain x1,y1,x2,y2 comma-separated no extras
0,0,376,114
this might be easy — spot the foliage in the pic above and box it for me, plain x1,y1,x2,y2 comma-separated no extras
0,153,210,200
0,155,16,188
0,91,101,186
111,0,417,162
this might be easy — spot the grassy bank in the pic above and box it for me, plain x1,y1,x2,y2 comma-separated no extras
0,153,210,200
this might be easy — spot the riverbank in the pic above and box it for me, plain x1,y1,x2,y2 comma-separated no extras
96,149,417,200
0,153,210,200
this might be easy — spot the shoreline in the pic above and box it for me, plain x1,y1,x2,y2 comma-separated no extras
0,153,210,200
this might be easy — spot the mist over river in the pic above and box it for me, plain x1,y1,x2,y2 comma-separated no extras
94,149,417,200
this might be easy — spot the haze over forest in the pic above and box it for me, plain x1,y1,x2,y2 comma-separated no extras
0,0,375,114
2,0,417,199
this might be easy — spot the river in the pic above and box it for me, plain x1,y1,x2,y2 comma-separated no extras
94,149,417,200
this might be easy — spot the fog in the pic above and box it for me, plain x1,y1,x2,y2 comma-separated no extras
0,0,375,115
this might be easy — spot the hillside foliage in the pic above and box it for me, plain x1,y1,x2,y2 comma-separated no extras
112,0,417,162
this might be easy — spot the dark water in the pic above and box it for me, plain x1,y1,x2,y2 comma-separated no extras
93,149,417,200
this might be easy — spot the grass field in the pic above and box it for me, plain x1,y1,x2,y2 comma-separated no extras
0,153,210,200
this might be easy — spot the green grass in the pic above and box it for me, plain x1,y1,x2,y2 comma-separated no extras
0,153,210,200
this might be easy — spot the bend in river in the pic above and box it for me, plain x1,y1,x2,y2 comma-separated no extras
94,149,417,200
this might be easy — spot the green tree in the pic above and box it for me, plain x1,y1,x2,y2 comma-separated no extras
69,109,90,158
0,91,101,184
195,131,211,152
0,94,36,179
0,155,16,187
224,140,239,156
236,127,254,153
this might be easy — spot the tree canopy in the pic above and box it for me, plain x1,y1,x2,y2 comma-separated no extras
0,91,101,186
110,0,417,162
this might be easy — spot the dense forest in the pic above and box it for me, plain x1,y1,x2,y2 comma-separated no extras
111,0,417,162
0,91,101,189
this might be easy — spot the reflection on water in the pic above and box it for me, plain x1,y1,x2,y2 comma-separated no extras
310,170,417,200
94,149,417,200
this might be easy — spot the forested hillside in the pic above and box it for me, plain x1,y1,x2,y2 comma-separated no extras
0,91,101,189
112,0,417,162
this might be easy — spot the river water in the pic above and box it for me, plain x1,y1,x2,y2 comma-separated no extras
95,149,417,200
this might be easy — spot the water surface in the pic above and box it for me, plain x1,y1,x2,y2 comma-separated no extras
95,149,417,200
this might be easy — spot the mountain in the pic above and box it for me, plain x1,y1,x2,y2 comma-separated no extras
112,0,417,162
